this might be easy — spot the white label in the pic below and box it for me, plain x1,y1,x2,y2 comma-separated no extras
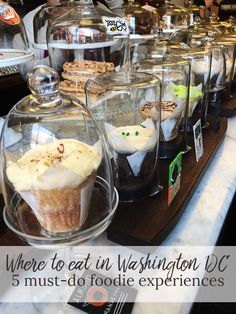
193,119,204,162
161,15,172,29
141,5,157,12
102,17,129,36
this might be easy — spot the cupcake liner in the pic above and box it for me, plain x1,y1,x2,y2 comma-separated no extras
20,171,96,234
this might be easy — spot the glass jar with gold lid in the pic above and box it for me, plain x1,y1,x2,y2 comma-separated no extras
131,36,168,63
204,13,235,36
169,16,218,48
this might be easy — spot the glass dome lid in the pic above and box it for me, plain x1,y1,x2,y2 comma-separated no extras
208,39,235,84
133,55,190,159
112,0,160,37
169,17,219,48
133,55,189,77
222,16,236,33
203,13,234,35
131,37,168,63
0,0,33,67
158,0,190,31
182,0,200,25
47,0,129,102
33,0,80,48
0,65,118,246
85,70,162,201
166,45,212,129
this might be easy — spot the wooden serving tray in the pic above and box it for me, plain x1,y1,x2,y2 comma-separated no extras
107,116,228,246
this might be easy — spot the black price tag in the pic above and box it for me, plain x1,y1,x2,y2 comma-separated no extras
193,119,204,162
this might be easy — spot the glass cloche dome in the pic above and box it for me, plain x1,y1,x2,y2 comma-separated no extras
203,13,234,36
33,0,80,48
113,0,160,36
158,0,190,35
131,37,168,63
167,45,212,130
223,16,236,33
47,0,128,102
182,0,201,25
0,0,33,68
85,71,162,202
0,65,118,246
169,17,218,48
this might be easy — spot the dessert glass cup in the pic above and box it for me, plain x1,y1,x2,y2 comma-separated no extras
1,65,119,244
85,71,162,202
134,56,191,159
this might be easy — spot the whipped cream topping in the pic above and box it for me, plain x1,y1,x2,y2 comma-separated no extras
191,58,221,77
7,139,101,191
106,121,157,154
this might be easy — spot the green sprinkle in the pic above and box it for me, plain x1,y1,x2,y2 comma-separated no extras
126,132,130,136
140,125,146,128
122,132,125,136
135,131,139,136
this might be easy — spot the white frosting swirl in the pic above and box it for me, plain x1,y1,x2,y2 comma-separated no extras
7,139,101,191
106,119,158,154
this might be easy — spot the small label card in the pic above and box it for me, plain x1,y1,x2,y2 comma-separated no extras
141,5,157,12
102,17,129,36
193,119,204,162
168,152,183,206
68,269,137,314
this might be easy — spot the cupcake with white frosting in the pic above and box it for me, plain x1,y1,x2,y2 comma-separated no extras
7,139,102,234
104,119,159,199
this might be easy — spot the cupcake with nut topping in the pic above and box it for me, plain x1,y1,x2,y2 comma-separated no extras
6,139,101,234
